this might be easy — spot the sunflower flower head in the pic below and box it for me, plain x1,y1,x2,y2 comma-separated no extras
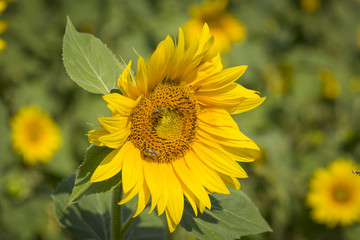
88,23,265,232
307,159,360,228
184,0,246,52
10,106,62,166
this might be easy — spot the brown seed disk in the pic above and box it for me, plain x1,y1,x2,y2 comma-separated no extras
129,82,198,163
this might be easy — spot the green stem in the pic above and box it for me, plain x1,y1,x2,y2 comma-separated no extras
111,184,123,240
120,216,136,238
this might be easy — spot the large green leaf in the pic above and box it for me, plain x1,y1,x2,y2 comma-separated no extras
69,145,122,204
63,17,122,94
53,174,166,240
180,189,272,240
52,173,112,240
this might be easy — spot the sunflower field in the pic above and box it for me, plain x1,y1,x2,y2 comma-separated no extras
1,0,360,240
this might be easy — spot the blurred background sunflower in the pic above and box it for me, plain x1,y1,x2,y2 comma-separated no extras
184,0,246,52
307,159,360,228
10,106,61,165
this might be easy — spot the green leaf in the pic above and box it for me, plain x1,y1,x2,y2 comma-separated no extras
63,16,122,94
53,174,166,240
180,189,272,240
52,173,112,240
69,145,122,204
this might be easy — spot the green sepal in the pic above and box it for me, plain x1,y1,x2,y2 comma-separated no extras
110,88,122,94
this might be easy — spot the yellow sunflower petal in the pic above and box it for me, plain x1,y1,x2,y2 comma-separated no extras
155,164,170,216
228,96,266,114
162,163,184,226
191,53,223,88
103,93,136,116
143,160,161,213
181,182,199,216
185,150,229,194
218,172,241,189
122,143,143,193
133,182,151,217
90,148,123,182
165,208,178,233
198,201,206,214
135,56,149,95
197,126,259,150
196,83,265,114
174,27,185,62
172,158,211,209
118,61,141,99
170,29,200,83
198,108,237,128
119,175,143,205
197,65,247,91
198,108,256,143
88,129,108,146
192,141,248,178
147,35,175,91
98,115,129,132
196,23,217,62
97,126,130,149
197,129,259,162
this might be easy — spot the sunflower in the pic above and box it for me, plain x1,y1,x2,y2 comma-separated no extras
184,0,246,53
10,106,61,166
88,24,265,232
307,159,360,227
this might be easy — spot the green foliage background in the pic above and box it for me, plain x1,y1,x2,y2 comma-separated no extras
0,0,360,239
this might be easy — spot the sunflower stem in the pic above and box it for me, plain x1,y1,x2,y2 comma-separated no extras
111,184,123,240
120,216,136,238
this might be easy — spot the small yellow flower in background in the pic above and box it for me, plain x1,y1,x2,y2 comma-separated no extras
88,24,264,232
307,159,360,228
0,38,6,51
0,20,7,34
0,1,8,14
10,106,62,166
184,0,246,53
317,69,341,99
300,0,322,13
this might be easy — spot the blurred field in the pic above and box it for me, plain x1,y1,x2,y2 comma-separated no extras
1,0,360,239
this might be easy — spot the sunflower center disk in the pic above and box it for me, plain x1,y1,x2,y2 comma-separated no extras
27,120,43,142
130,82,198,163
332,186,350,203
155,110,184,140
